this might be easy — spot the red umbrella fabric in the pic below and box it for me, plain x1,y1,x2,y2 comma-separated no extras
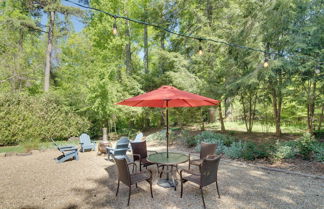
116,85,220,157
117,85,220,107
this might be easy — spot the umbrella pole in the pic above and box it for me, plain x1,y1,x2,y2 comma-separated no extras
166,102,169,158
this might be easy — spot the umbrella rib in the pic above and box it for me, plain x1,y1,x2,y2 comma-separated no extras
132,100,144,106
182,99,193,107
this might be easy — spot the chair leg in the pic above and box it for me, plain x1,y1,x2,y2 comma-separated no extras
135,183,138,188
160,166,164,178
127,186,131,206
150,180,153,198
180,180,183,198
116,180,120,196
216,180,220,198
200,187,206,209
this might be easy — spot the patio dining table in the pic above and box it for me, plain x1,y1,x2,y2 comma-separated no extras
147,152,188,190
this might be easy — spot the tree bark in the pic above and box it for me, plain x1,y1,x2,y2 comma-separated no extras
218,103,225,132
307,80,316,133
44,11,55,92
318,104,324,131
143,3,149,74
124,4,132,73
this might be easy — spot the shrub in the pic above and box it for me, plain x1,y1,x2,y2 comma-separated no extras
311,142,324,162
241,142,269,160
0,93,91,145
271,140,296,161
224,141,245,159
296,133,316,160
194,139,225,154
194,131,235,146
146,129,176,142
180,130,197,147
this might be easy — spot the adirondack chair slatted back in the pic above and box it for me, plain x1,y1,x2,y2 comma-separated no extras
133,132,143,142
115,137,130,150
80,133,91,145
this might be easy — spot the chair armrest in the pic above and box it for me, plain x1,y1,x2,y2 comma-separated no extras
128,162,138,173
132,153,141,161
180,169,200,176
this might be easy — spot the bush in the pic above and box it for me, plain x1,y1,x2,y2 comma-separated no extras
194,131,235,146
146,129,176,143
224,141,245,159
0,93,91,145
296,133,316,160
311,142,324,162
194,139,226,154
180,130,197,147
271,140,296,161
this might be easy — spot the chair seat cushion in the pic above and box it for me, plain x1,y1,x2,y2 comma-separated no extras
131,172,150,184
190,159,203,166
183,174,201,185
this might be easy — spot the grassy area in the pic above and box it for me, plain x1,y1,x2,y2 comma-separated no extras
0,140,81,153
204,121,305,134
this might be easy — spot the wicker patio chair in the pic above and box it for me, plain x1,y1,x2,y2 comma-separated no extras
188,142,217,170
114,156,153,206
180,155,221,209
130,140,159,171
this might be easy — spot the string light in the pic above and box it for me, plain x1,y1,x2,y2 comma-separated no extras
112,17,117,35
64,0,322,64
198,40,203,55
263,58,269,68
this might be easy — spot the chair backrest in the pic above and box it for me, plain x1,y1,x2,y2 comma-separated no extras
130,140,148,161
115,137,129,150
133,132,143,142
80,133,91,145
114,156,131,186
200,142,217,159
50,138,59,147
200,155,221,187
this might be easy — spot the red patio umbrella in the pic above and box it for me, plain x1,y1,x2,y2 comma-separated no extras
116,85,220,157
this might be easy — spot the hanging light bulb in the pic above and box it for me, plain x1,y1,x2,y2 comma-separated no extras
263,58,269,68
198,39,203,55
112,18,117,35
198,45,203,55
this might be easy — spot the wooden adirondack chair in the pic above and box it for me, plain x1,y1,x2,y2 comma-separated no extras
51,138,79,163
79,133,96,152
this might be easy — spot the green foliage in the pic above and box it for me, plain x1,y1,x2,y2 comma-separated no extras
194,131,235,146
241,142,270,160
270,140,296,161
296,133,316,160
180,130,197,147
224,141,245,159
311,142,324,162
146,129,175,142
0,93,90,145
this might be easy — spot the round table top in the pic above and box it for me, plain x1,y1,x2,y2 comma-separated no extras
147,152,189,165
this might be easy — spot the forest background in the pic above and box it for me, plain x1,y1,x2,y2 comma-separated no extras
0,0,323,148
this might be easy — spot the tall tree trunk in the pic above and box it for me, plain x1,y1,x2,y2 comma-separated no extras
44,11,55,92
124,4,132,73
218,103,225,132
318,104,324,131
271,88,282,136
206,0,213,26
307,80,316,133
143,3,149,74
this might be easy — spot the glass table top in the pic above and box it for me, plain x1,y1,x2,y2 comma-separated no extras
147,152,188,165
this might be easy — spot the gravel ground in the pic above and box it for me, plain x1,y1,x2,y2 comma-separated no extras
0,142,323,209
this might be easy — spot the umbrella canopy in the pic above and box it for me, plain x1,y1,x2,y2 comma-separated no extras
117,85,220,107
116,85,220,157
